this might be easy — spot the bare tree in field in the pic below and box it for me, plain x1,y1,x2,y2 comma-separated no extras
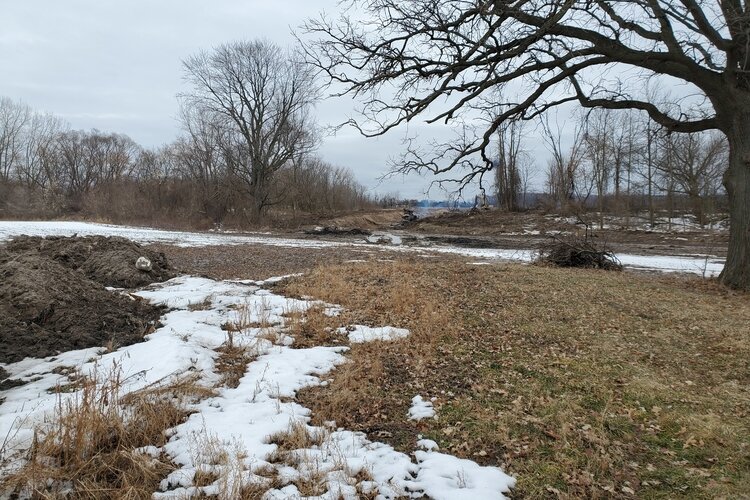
494,117,528,211
610,110,642,225
542,116,586,211
582,109,614,229
305,0,750,289
175,106,236,224
657,131,728,225
17,112,67,193
53,130,139,210
182,40,318,221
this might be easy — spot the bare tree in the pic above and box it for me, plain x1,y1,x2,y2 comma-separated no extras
175,106,235,223
657,131,728,225
494,117,528,211
52,130,139,210
636,119,661,227
541,116,586,212
305,0,750,289
16,112,67,193
181,39,319,221
614,111,642,225
0,97,31,184
582,109,614,228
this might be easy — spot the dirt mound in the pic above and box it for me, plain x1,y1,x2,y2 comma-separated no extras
0,236,173,370
319,210,404,230
5,235,173,288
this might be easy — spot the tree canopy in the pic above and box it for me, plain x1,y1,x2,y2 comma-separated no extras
305,0,750,290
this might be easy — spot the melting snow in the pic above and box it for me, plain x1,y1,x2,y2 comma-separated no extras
367,232,403,245
338,325,411,343
408,395,436,421
0,275,515,499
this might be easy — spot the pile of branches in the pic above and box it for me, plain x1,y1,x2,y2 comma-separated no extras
537,234,622,271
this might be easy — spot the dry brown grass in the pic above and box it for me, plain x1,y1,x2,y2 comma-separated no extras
1,366,214,499
264,421,378,498
214,343,255,389
187,296,214,311
267,421,325,457
279,258,750,499
282,304,348,348
264,422,329,496
213,324,258,389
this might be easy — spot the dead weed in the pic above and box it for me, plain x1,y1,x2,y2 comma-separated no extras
1,366,213,499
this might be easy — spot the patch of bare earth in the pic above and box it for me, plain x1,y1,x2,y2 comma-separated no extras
146,243,401,281
0,236,171,379
404,209,729,258
276,258,750,499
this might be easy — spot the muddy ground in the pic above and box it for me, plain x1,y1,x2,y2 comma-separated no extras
310,209,729,258
404,210,728,256
147,243,401,281
0,236,174,385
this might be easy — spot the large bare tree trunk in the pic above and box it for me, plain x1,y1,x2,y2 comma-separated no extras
720,115,750,290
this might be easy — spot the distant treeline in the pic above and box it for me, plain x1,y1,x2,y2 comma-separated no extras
0,96,378,228
492,109,728,227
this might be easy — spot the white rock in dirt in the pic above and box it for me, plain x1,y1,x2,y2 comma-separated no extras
135,256,152,272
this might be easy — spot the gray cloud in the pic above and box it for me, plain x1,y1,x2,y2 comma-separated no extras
0,0,549,199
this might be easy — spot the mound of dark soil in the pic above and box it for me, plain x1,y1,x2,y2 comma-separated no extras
0,235,174,373
5,235,173,288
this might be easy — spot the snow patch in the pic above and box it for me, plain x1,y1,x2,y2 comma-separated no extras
367,232,403,245
408,395,436,421
0,274,514,499
338,325,411,343
411,449,516,499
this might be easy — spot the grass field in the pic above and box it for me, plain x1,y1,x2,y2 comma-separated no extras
276,259,750,498
3,241,747,498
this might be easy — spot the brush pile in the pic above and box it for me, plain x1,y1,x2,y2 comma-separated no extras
537,235,622,271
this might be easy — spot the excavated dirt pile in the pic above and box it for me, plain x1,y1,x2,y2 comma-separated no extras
0,236,175,382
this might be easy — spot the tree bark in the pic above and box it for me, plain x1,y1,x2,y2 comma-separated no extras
720,112,750,290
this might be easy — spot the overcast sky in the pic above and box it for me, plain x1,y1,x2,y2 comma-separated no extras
0,0,551,199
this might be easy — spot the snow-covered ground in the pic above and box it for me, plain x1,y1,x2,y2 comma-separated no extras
0,220,726,276
0,220,344,249
550,214,729,233
0,275,516,499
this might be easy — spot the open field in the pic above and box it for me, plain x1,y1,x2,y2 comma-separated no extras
277,259,750,498
0,218,728,276
4,0,749,496
0,218,746,498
